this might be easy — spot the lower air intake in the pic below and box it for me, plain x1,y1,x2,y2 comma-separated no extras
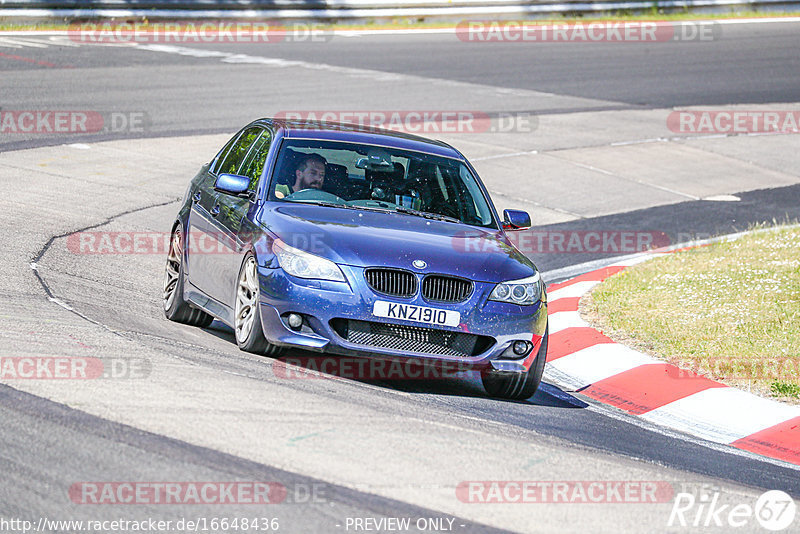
330,319,494,358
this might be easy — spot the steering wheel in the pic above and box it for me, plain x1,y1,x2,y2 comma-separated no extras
283,188,346,204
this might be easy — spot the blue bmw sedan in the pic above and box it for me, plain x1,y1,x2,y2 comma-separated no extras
164,119,548,400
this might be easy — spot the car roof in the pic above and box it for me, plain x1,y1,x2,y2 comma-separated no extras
254,118,464,160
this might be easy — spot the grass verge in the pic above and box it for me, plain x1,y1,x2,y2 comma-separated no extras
582,225,800,404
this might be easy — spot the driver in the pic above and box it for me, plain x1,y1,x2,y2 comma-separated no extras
275,153,327,199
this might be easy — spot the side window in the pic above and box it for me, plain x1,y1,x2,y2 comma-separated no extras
210,132,242,175
217,127,261,176
240,130,273,191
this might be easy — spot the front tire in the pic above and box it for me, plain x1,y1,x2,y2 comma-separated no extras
163,226,214,327
234,254,282,356
482,326,548,400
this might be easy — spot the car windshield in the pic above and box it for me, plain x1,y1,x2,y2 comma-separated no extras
268,139,496,228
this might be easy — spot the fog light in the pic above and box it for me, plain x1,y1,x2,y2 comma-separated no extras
512,341,530,356
287,313,303,330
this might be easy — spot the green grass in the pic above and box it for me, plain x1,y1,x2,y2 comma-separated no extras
1,11,799,32
772,381,800,399
584,225,800,403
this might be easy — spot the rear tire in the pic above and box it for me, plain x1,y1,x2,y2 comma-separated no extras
163,226,214,328
234,254,283,356
482,326,548,400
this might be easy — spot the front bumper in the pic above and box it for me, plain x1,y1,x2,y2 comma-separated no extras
257,264,548,373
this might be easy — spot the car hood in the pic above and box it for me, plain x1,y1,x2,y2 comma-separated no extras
261,203,536,283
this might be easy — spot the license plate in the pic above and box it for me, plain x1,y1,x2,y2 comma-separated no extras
372,301,460,327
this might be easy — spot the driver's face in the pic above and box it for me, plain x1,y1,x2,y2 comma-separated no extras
294,160,325,191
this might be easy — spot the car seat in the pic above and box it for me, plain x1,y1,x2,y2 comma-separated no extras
365,162,407,201
322,163,349,199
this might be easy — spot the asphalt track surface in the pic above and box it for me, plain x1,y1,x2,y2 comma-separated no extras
1,21,800,151
2,21,800,533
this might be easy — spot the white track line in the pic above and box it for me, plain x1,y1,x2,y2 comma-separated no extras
548,280,600,300
640,388,800,444
548,310,588,333
548,344,656,388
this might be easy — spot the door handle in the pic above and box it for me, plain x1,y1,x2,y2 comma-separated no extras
192,192,201,202
210,204,221,217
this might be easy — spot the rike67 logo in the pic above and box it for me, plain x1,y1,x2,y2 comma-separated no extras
669,487,796,531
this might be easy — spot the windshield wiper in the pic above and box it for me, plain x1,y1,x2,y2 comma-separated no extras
291,200,392,214
394,206,462,224
290,200,461,223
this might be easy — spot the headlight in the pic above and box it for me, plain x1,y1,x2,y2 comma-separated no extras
272,239,345,282
489,272,542,305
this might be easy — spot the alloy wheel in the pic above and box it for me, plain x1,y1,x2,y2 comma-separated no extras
163,229,182,310
235,256,259,343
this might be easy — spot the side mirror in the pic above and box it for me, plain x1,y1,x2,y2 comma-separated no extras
502,209,531,230
215,174,250,196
